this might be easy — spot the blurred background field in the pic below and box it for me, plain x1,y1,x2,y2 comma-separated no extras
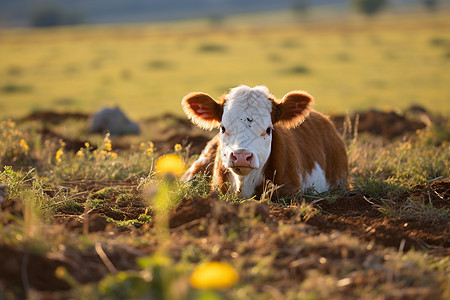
1,1,450,120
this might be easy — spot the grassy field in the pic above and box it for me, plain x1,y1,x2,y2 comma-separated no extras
1,9,450,120
0,8,449,300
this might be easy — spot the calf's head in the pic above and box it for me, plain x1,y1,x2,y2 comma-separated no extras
182,85,313,193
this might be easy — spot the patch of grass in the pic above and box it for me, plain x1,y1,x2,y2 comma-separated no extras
54,199,84,214
282,64,311,74
197,43,227,52
1,84,33,93
429,36,450,47
267,52,283,62
146,60,173,70
335,52,352,62
6,65,24,76
348,123,449,189
179,172,212,199
280,39,302,48
352,175,407,199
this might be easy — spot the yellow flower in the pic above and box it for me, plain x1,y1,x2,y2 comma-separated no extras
174,143,182,152
155,154,185,176
104,133,112,152
189,261,239,290
3,120,15,128
141,141,155,156
76,150,85,158
84,142,90,148
55,148,64,163
19,139,29,153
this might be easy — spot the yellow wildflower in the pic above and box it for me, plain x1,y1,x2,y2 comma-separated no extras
155,154,185,176
19,139,29,153
141,141,155,157
174,143,182,152
55,148,64,163
76,149,85,158
109,152,118,159
104,133,112,152
4,120,15,128
84,142,90,148
189,261,239,290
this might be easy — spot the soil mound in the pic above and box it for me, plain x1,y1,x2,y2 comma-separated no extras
332,108,428,139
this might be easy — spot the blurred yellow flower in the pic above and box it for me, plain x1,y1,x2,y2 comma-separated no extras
76,150,85,158
55,148,64,163
189,261,239,290
19,139,29,153
141,141,154,157
155,154,185,176
174,143,182,152
104,133,112,152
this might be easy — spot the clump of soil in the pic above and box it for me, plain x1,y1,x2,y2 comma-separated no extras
331,108,428,139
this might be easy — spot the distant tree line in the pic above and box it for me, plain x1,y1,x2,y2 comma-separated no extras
29,0,442,27
291,0,441,19
30,3,83,27
353,0,440,16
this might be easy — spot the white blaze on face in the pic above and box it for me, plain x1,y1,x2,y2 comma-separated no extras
219,85,274,197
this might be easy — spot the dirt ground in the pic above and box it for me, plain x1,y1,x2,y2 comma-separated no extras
1,109,448,299
1,179,448,298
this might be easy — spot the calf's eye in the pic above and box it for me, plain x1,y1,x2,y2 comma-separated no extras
220,125,226,134
266,127,272,135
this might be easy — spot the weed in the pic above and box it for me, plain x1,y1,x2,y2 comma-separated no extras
6,66,24,76
283,64,310,74
0,120,36,166
352,175,407,199
335,52,352,62
49,134,153,181
1,84,32,93
146,60,173,70
197,43,227,52
429,37,450,47
281,39,301,48
180,172,211,199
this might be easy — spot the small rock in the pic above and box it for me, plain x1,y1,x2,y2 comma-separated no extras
89,107,140,135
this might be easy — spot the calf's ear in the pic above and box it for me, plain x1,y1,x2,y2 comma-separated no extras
273,91,314,129
182,92,223,130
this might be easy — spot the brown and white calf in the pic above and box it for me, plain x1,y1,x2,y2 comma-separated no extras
181,85,348,199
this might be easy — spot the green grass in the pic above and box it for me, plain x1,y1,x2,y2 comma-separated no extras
1,10,450,120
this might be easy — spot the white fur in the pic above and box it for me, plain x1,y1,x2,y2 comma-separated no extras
301,162,330,193
220,85,274,197
182,140,215,181
228,170,265,199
